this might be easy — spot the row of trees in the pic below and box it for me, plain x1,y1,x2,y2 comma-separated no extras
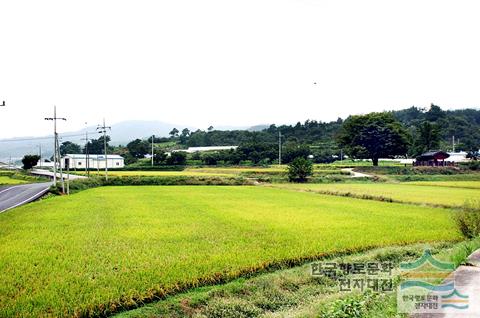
164,104,480,156
51,105,479,167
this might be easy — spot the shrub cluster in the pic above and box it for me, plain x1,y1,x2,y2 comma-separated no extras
355,166,465,175
455,200,480,238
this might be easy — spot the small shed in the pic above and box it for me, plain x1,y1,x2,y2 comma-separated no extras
415,151,450,167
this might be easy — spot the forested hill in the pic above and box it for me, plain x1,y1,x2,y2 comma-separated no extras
391,105,480,150
182,105,480,152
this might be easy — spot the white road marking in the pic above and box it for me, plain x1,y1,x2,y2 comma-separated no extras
0,184,51,213
0,185,20,195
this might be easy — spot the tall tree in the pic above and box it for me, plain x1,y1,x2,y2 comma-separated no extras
59,141,81,156
84,136,111,154
126,139,150,158
179,128,190,144
169,128,179,138
337,112,409,166
411,121,441,156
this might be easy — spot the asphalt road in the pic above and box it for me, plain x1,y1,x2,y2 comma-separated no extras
0,182,52,213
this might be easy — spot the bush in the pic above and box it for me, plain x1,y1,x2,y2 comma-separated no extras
22,155,40,170
287,157,313,182
166,152,187,165
455,200,480,238
202,153,219,165
320,292,381,318
464,161,480,171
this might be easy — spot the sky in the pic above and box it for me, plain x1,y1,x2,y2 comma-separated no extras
1,0,480,138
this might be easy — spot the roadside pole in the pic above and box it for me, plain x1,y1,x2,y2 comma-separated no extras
278,131,282,166
44,106,66,191
151,135,154,166
66,161,70,195
56,134,65,193
82,122,90,177
97,119,111,181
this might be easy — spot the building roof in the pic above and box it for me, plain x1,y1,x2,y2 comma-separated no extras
64,154,124,159
173,146,238,153
416,151,450,161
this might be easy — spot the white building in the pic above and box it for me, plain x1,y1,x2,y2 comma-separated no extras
61,154,125,170
173,146,238,153
447,151,470,163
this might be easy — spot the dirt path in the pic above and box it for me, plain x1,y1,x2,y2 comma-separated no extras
341,168,373,178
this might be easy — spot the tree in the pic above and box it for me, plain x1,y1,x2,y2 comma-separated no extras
84,136,111,154
169,128,179,138
287,157,313,182
337,112,409,166
122,153,138,165
126,139,150,158
179,128,190,144
166,151,187,165
208,126,214,132
411,121,441,156
282,142,311,163
59,141,81,156
153,149,168,165
22,155,40,170
425,104,445,122
202,152,219,165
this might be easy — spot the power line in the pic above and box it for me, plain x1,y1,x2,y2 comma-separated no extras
0,132,97,143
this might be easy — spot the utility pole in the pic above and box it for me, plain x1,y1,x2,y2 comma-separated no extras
38,144,42,167
151,135,155,166
97,118,111,181
44,106,66,189
278,131,282,166
452,135,456,153
82,122,90,177
56,135,65,193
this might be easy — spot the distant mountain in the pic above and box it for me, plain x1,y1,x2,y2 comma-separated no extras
0,120,194,160
247,124,269,131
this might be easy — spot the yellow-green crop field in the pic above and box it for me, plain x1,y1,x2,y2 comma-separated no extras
0,176,28,185
83,170,233,177
74,165,347,178
404,181,480,190
0,186,460,317
271,182,479,207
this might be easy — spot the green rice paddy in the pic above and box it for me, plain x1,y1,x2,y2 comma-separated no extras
0,176,28,185
0,185,460,317
271,182,479,207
